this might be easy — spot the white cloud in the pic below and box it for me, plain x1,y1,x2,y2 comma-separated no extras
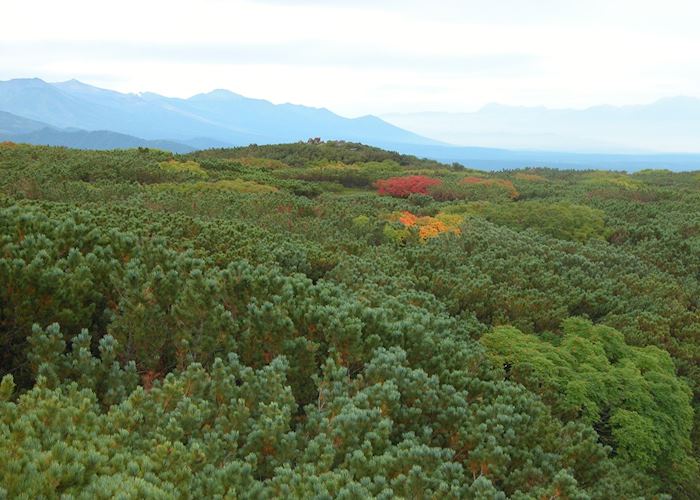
1,0,700,116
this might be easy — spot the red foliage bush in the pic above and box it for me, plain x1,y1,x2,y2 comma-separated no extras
375,175,442,198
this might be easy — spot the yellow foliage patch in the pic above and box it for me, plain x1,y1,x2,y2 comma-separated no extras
459,176,519,199
235,157,290,170
159,160,208,178
582,171,641,190
150,179,278,194
435,213,465,227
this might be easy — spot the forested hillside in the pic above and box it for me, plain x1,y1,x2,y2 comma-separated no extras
0,140,698,498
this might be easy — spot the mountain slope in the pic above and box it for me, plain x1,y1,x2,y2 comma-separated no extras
0,78,440,148
0,110,51,134
0,109,194,152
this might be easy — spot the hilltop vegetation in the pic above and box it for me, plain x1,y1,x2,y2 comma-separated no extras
0,140,698,498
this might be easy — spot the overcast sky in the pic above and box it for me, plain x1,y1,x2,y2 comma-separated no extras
2,0,700,117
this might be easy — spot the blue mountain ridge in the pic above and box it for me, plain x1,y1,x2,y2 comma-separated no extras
0,78,439,147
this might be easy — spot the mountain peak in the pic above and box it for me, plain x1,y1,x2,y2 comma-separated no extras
54,79,94,89
190,89,244,101
1,77,50,88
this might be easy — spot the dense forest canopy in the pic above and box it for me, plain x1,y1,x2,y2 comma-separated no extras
0,140,698,498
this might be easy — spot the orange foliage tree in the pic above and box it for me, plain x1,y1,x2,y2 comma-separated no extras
392,211,461,241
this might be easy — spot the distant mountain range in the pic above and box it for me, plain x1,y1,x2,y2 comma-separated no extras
0,78,437,149
2,78,700,171
382,97,700,154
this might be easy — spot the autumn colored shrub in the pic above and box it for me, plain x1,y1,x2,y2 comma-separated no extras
417,218,450,239
375,175,442,197
149,179,278,194
278,162,374,187
391,211,461,240
159,159,208,178
435,212,465,227
235,157,290,170
459,176,519,199
398,211,418,226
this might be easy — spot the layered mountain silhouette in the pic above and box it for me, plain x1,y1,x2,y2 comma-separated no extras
3,77,700,170
0,78,438,149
